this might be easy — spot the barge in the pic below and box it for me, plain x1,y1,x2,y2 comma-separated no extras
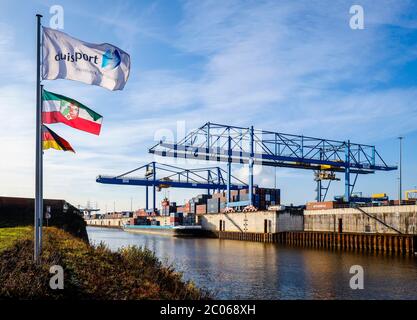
123,224,204,237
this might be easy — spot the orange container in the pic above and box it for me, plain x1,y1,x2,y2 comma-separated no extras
196,204,207,214
306,201,337,210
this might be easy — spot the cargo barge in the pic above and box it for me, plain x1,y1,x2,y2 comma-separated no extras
123,224,204,237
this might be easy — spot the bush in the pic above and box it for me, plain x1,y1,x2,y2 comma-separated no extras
0,227,210,300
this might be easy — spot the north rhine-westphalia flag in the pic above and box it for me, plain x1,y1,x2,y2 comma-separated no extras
42,90,103,135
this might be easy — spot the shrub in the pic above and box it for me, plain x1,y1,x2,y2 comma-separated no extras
0,227,210,300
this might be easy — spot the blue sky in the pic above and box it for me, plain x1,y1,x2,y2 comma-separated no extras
1,0,417,211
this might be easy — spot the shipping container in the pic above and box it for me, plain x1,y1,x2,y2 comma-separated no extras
212,192,226,199
189,202,196,214
306,201,347,210
150,219,160,226
196,204,207,214
390,200,416,205
220,201,227,209
170,217,183,224
239,193,249,201
207,198,220,213
195,194,210,204
184,202,191,211
371,193,387,199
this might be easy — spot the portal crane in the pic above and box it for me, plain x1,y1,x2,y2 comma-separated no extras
149,122,397,205
97,161,249,212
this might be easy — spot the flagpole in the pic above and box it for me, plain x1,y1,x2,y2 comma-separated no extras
35,14,43,263
39,84,44,254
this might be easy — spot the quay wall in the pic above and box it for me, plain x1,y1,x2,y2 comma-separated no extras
85,205,417,235
213,231,416,256
304,205,417,234
84,206,417,256
199,209,303,233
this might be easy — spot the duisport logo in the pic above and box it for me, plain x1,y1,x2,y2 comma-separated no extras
53,48,122,70
101,48,121,70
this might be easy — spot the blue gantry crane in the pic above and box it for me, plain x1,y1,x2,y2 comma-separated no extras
96,161,249,212
149,122,397,206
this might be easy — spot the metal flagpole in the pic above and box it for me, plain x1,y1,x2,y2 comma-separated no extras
39,84,44,254
34,14,43,262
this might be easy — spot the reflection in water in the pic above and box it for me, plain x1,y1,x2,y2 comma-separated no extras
87,227,417,300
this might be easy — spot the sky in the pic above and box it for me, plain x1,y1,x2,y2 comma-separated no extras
1,0,417,211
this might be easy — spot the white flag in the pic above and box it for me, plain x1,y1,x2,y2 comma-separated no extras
42,27,130,91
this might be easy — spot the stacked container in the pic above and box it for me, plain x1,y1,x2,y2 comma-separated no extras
183,202,191,214
161,199,176,216
188,194,210,214
205,187,280,212
150,219,160,226
170,212,183,226
207,197,220,213
128,216,148,226
196,204,207,214
189,200,196,215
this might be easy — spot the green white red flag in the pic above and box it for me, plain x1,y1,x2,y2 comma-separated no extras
42,90,103,135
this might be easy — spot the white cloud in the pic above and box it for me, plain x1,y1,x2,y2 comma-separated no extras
124,0,417,142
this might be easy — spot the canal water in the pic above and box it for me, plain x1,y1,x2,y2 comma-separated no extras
87,227,417,300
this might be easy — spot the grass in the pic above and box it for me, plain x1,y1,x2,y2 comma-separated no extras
0,227,209,300
0,227,32,252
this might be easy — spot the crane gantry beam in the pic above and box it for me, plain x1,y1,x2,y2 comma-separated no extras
149,122,397,204
97,161,250,212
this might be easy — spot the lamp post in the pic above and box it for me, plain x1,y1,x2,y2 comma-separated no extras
398,136,404,205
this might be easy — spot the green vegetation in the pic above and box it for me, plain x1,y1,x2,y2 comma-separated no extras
0,227,209,300
0,227,31,252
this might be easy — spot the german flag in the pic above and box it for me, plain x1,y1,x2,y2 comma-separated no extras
42,125,75,153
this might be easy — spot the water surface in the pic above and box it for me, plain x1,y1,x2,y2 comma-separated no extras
87,227,417,299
